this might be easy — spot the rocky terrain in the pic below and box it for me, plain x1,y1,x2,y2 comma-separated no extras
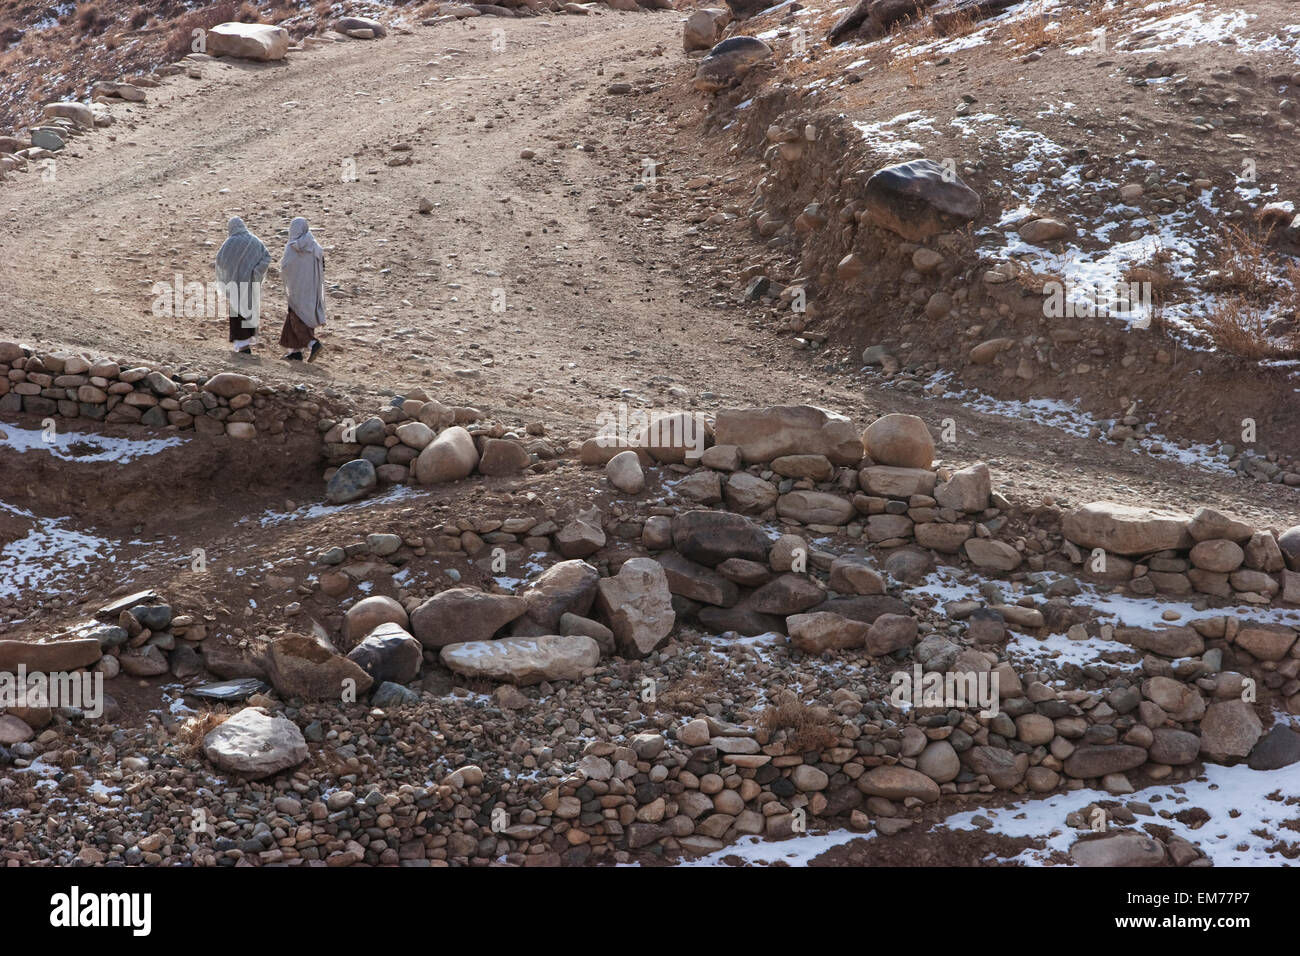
0,0,1298,870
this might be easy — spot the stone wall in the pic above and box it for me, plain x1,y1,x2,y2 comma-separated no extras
0,341,346,442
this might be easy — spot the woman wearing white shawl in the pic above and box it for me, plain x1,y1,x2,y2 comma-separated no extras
215,217,271,354
278,217,327,362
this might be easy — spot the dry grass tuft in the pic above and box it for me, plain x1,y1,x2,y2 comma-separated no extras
656,656,727,717
174,710,227,755
1206,223,1276,300
756,698,841,753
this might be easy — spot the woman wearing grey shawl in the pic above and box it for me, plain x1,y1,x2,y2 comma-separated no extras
215,217,271,354
278,217,327,362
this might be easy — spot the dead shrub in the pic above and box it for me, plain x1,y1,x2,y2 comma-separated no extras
756,698,841,753
1124,242,1178,335
1206,222,1276,300
1008,2,1052,48
655,657,728,717
174,710,228,755
76,3,107,34
1201,295,1296,360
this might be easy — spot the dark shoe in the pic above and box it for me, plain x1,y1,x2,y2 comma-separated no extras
284,351,303,362
307,340,323,363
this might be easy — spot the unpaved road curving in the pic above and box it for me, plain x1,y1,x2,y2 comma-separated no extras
1,8,1296,531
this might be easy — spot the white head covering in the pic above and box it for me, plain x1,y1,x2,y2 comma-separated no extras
280,217,327,328
215,216,271,321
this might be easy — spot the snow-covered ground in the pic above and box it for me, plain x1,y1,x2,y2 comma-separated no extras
888,370,1235,473
252,483,427,527
941,762,1300,866
660,759,1299,867
0,423,185,463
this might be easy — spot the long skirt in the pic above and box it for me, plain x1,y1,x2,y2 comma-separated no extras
279,307,315,350
228,313,258,343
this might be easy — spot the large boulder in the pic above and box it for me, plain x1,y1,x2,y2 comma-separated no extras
1188,507,1253,543
683,8,729,51
657,552,740,607
671,510,770,566
1234,625,1297,662
92,80,147,102
414,426,479,483
828,0,942,44
787,612,869,654
335,15,388,37
776,490,856,525
1199,700,1262,763
477,438,531,476
1070,832,1166,867
934,462,991,512
1061,502,1193,556
863,159,982,241
1279,525,1300,571
963,538,1021,571
1248,725,1300,771
693,36,772,93
748,574,824,614
344,595,408,642
713,405,862,465
203,372,259,397
203,707,308,779
264,633,373,700
606,450,646,493
1115,626,1203,658
859,465,936,498
630,412,712,464
862,413,934,468
964,745,1027,788
512,560,601,635
42,102,94,128
1062,744,1148,779
866,613,917,655
723,472,778,514
0,638,101,671
1148,728,1200,766
556,515,606,558
206,22,290,61
345,622,422,684
857,765,940,802
410,589,527,648
594,558,675,657
441,635,600,685
326,459,376,504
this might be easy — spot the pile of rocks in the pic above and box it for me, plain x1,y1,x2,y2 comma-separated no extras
5,395,1298,865
0,342,331,440
321,393,563,503
1061,501,1300,606
589,405,1006,563
0,84,148,175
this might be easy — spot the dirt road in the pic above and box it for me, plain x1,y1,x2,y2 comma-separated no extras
0,9,1295,529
